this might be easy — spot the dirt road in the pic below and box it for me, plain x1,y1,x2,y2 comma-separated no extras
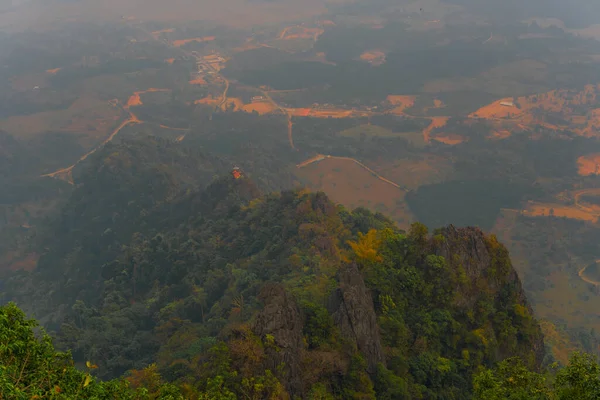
217,78,230,109
263,90,296,150
42,108,140,183
573,188,600,213
579,262,600,286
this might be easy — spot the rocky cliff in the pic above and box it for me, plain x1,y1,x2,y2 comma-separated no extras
253,283,304,396
432,225,546,369
328,263,385,374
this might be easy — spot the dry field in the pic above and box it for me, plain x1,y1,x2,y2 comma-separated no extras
151,28,175,39
488,129,512,140
359,50,386,66
432,133,466,145
189,77,208,85
173,36,215,47
470,84,600,137
242,101,276,115
521,201,598,223
373,155,452,190
288,108,312,117
422,116,449,143
386,95,416,115
279,26,324,40
194,95,221,106
126,88,170,108
0,96,122,145
577,154,600,176
296,157,414,229
290,108,354,118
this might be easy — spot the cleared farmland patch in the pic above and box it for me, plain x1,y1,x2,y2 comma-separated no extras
577,153,600,176
373,156,452,190
296,157,413,229
423,116,449,143
172,36,215,47
339,124,426,148
242,101,276,115
0,96,123,144
522,202,598,223
386,95,416,115
432,133,466,145
359,50,386,66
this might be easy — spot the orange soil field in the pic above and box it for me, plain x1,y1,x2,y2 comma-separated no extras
386,95,416,115
126,88,170,108
470,85,600,136
46,68,61,74
296,157,414,229
280,26,324,40
433,99,444,108
194,95,220,106
308,109,353,118
288,108,312,117
165,58,175,64
189,77,207,85
423,116,449,143
242,102,276,115
522,202,598,223
489,129,512,140
173,36,215,47
359,50,384,61
387,95,416,106
432,133,466,145
470,98,523,119
151,28,174,38
359,50,386,65
577,154,600,176
126,93,142,107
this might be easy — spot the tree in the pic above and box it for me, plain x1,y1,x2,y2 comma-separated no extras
472,357,551,400
0,302,183,399
554,352,600,400
473,352,600,400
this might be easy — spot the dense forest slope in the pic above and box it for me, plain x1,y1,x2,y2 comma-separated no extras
0,138,551,398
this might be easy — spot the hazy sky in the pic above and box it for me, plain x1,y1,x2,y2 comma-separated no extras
1,0,599,33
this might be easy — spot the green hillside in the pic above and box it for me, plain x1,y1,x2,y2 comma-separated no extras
0,138,569,399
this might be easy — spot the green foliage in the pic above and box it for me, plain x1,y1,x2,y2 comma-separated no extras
0,302,182,399
302,301,337,349
473,357,551,400
554,352,600,400
474,352,600,400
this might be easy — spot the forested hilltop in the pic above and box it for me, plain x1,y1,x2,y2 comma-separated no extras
1,138,599,399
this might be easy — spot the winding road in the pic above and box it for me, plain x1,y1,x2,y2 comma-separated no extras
579,261,600,286
41,105,140,183
262,90,296,150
